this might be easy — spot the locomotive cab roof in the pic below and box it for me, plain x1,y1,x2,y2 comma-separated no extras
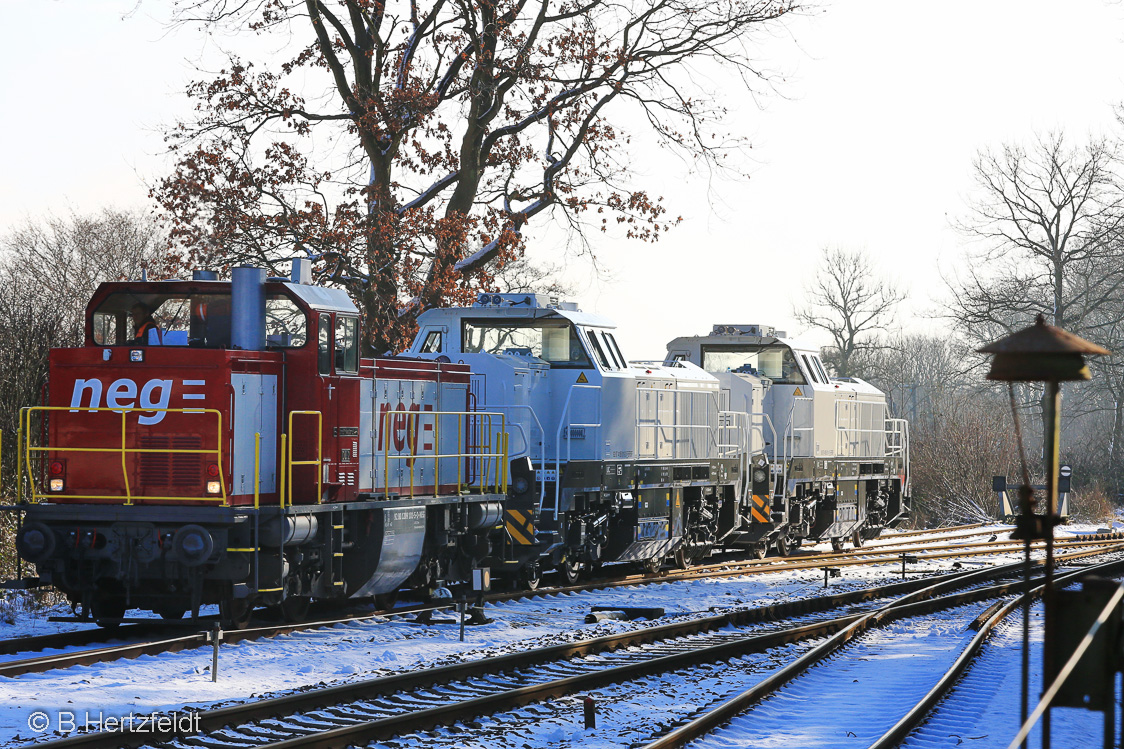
83,275,357,349
410,294,630,369
666,324,839,388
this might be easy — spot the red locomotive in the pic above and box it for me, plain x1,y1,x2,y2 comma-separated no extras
15,263,517,625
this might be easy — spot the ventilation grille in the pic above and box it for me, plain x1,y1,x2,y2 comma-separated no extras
138,435,203,488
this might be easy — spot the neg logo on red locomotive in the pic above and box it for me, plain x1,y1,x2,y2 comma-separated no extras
67,377,206,425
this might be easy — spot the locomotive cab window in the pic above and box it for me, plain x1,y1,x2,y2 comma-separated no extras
92,292,232,347
462,319,591,368
605,332,628,368
265,295,307,348
701,344,807,385
810,355,831,383
585,328,613,370
802,354,824,385
335,316,359,373
420,330,443,353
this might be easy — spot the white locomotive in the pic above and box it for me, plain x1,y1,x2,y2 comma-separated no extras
408,296,910,580
666,324,910,554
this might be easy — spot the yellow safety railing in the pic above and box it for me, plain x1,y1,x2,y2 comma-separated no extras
381,410,508,498
285,410,323,506
19,406,227,505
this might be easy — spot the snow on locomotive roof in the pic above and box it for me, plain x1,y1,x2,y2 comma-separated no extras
667,324,821,354
282,282,358,314
422,293,616,328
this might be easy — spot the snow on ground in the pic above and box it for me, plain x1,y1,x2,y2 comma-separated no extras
389,603,998,749
0,522,1113,747
902,604,1104,749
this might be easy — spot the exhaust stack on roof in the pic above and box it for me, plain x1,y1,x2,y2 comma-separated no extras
231,266,267,351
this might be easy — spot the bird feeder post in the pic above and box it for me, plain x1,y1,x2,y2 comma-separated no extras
978,313,1109,749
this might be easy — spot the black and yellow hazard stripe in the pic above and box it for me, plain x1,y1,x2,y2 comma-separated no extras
749,494,770,524
505,509,536,545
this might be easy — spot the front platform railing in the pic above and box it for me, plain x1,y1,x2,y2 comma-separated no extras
19,406,226,505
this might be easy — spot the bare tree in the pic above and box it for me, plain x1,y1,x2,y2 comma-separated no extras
154,0,803,353
849,333,972,421
491,258,575,297
949,131,1124,341
909,389,1022,524
794,247,903,378
1,208,171,334
0,209,169,492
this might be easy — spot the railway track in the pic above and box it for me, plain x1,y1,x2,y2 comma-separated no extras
877,521,989,539
26,543,1124,749
643,555,1117,749
4,528,1118,679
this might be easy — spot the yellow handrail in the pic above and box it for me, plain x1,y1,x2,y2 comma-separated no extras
286,410,322,506
380,410,508,498
20,406,227,505
253,432,261,510
16,424,23,504
279,433,287,509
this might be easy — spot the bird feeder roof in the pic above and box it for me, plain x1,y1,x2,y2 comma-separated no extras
978,314,1110,356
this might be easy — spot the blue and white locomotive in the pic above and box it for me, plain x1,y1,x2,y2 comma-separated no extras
407,296,911,579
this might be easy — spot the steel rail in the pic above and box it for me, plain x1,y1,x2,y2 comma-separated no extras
27,562,1018,749
175,558,1108,749
7,532,1116,677
0,624,161,657
867,590,1033,748
881,521,989,538
642,551,1124,749
32,547,1124,749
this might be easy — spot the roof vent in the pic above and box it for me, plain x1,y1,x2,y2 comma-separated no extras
711,324,776,337
192,270,219,281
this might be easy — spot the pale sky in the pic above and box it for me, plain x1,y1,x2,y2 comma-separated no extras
2,0,1123,358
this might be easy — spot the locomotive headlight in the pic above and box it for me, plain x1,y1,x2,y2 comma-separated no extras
752,469,767,484
48,460,66,491
512,476,530,495
755,456,768,468
206,480,222,495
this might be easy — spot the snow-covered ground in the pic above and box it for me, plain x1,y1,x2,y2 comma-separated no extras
0,523,1114,747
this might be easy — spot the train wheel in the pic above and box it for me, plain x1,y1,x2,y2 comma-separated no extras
220,596,255,630
673,549,693,570
374,590,399,611
519,566,542,591
92,597,126,627
751,545,767,560
851,530,865,549
775,537,791,557
280,595,312,623
830,537,844,552
642,556,663,575
558,557,583,585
